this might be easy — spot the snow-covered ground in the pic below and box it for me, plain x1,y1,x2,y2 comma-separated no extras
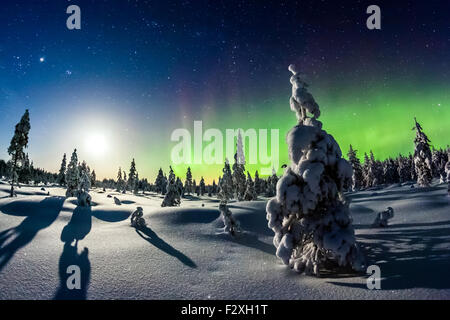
0,179,448,300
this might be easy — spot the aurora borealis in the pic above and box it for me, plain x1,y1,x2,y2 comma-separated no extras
0,0,449,183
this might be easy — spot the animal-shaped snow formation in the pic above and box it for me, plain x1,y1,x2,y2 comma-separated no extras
372,207,394,228
219,203,240,236
266,65,365,276
288,64,320,123
131,206,146,228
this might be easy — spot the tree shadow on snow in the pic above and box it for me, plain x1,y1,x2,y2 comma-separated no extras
329,221,450,290
60,206,92,244
91,208,131,223
136,226,197,268
0,196,65,272
54,206,92,300
53,242,90,300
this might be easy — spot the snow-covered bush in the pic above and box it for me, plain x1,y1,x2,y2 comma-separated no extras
266,65,365,276
372,207,394,228
412,118,433,187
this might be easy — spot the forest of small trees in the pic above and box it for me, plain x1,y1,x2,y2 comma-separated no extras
1,110,448,201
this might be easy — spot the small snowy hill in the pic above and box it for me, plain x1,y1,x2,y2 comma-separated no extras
0,180,448,299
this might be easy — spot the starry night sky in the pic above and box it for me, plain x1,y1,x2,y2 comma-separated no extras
0,0,449,181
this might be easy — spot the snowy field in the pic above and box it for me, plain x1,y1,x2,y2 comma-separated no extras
0,179,448,300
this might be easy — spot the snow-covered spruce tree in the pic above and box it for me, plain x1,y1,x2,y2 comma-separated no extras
382,158,399,185
347,145,364,191
161,167,181,207
369,151,382,186
363,152,377,188
77,170,92,206
266,65,365,276
65,149,80,197
57,153,67,186
7,109,31,197
155,168,166,195
192,179,197,196
412,118,433,187
184,167,193,195
90,170,96,188
254,170,262,195
232,131,246,201
134,172,139,194
218,159,240,235
432,148,448,183
397,154,412,183
122,172,127,193
199,177,206,196
244,171,257,201
18,153,32,184
176,177,184,196
266,168,278,197
128,158,138,194
211,180,218,194
408,153,417,181
116,167,124,192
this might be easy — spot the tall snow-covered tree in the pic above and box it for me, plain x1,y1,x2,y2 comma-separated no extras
176,177,184,196
412,118,433,187
77,170,92,206
218,159,240,235
266,65,364,276
18,153,32,184
397,154,412,183
431,148,448,183
265,168,278,197
134,172,139,194
184,167,193,195
199,177,206,196
347,145,364,191
155,168,166,194
192,179,197,196
7,109,31,197
57,153,67,186
122,172,127,193
382,158,400,185
65,149,80,197
232,131,246,201
254,170,262,195
211,179,218,194
244,171,257,201
116,167,124,192
128,158,138,193
90,170,96,188
161,167,181,207
218,159,234,203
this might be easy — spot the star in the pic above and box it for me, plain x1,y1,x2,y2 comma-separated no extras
39,57,45,62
